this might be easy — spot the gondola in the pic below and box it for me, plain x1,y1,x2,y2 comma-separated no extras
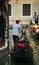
29,24,39,39
10,30,33,61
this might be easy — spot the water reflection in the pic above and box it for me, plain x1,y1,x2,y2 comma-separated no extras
0,55,8,65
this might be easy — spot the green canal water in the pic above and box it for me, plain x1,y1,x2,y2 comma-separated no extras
26,28,39,46
0,28,39,65
0,55,9,65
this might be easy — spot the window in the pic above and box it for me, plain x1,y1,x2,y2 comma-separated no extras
23,4,31,16
8,4,11,16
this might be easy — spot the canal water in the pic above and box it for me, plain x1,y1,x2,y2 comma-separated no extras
0,28,39,65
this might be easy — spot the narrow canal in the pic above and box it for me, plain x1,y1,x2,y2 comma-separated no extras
0,28,39,65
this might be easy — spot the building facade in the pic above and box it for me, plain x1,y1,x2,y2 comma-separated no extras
9,0,39,25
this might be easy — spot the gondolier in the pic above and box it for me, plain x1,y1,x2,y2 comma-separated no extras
12,19,22,50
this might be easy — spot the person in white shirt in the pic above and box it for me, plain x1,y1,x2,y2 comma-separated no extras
12,20,22,50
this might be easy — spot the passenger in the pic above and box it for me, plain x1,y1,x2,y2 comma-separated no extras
12,20,22,51
33,12,38,25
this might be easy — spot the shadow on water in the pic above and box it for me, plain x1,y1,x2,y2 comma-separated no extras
11,57,34,65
